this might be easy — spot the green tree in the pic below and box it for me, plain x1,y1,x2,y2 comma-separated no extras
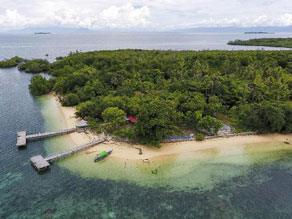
61,93,80,106
134,97,177,146
102,107,126,130
185,110,203,129
0,56,25,68
29,75,50,95
179,93,206,114
195,133,205,141
238,102,286,133
18,59,50,73
281,103,292,133
205,96,223,116
76,100,102,119
198,116,223,135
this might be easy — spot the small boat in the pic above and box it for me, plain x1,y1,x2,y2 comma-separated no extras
94,149,113,162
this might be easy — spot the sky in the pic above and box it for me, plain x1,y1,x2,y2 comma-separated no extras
0,0,292,30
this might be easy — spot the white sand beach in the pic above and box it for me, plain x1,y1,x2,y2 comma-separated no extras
49,94,292,162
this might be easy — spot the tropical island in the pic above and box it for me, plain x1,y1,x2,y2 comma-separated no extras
228,38,292,48
1,50,292,147
244,32,274,34
244,32,273,34
34,32,51,34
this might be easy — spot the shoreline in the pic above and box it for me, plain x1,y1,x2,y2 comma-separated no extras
50,94,292,161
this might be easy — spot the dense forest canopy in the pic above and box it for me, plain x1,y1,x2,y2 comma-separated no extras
1,50,292,146
228,38,292,48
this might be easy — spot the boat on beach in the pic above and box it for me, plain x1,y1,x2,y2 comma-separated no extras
94,149,113,162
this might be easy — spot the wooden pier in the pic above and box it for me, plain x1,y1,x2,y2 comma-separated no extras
17,120,88,148
26,128,77,140
30,138,106,172
16,128,78,148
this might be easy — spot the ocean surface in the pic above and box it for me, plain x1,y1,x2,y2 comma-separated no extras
1,32,292,61
1,33,292,218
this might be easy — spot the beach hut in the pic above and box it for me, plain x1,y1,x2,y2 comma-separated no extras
126,116,136,124
76,120,88,131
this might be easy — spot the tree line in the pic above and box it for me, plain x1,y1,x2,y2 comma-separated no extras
228,38,292,48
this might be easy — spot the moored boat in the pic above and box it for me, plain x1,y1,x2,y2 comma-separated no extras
94,149,113,162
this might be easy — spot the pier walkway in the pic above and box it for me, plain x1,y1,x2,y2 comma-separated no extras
30,138,106,172
45,138,106,162
26,128,77,140
16,128,78,148
17,120,88,148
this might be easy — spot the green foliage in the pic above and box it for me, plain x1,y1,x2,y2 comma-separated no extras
102,107,126,131
205,96,224,116
61,93,80,106
198,116,223,135
195,133,205,141
88,119,102,133
18,59,50,73
237,102,288,133
88,119,100,129
185,111,203,129
113,126,135,140
134,97,178,146
29,75,51,95
228,38,292,48
0,56,25,68
281,103,292,133
76,100,101,119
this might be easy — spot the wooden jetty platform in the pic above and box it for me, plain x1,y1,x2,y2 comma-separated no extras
16,128,78,148
16,131,27,148
30,138,106,172
30,155,50,172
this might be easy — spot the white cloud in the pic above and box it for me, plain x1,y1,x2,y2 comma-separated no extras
99,3,150,28
276,13,292,26
196,13,292,28
0,0,292,30
0,9,35,27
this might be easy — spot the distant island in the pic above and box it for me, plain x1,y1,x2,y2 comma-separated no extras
244,32,274,34
34,32,51,34
228,38,292,48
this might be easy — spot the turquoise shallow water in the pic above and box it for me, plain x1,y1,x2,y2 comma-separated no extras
2,68,292,218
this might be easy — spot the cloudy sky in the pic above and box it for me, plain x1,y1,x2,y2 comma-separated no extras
0,0,292,30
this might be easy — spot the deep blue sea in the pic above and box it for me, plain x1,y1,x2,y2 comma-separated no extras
1,32,292,218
